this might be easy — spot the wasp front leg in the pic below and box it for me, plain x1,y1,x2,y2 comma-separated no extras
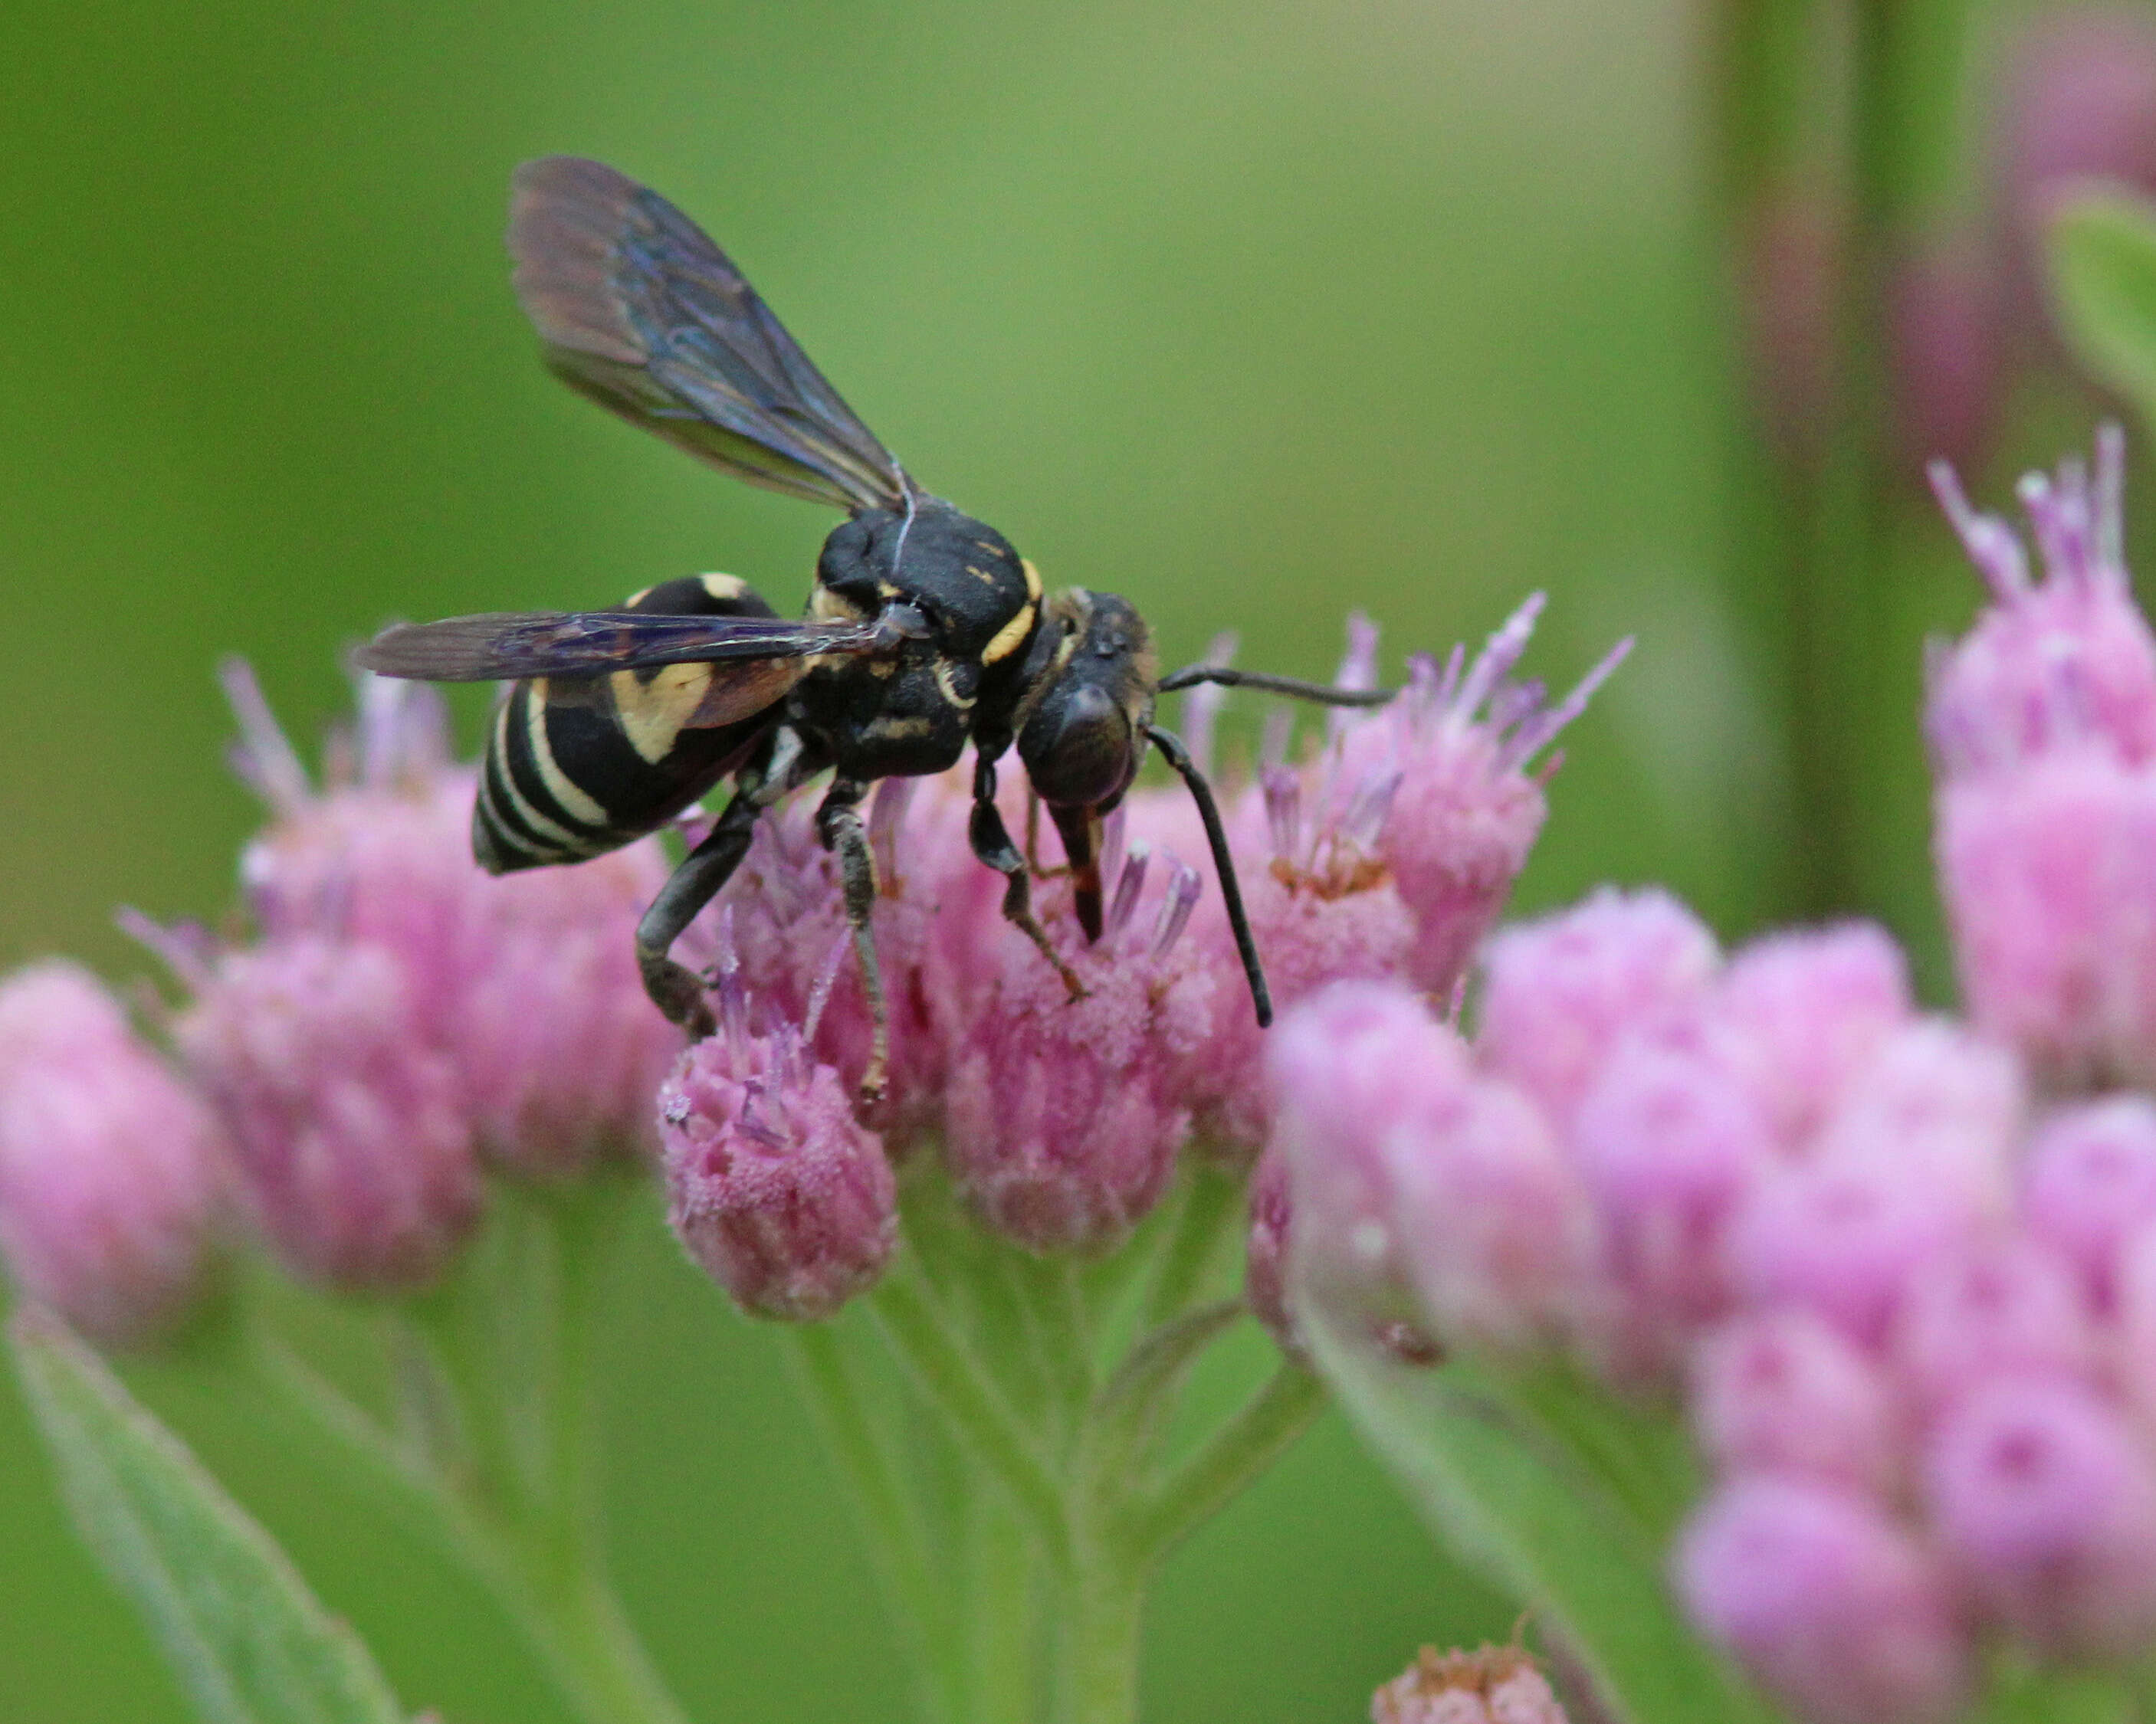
815,776,894,1102
970,756,1085,1002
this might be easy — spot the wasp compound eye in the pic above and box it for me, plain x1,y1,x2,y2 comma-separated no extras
1019,681,1137,809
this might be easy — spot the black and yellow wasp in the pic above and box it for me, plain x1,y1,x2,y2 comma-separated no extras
359,157,1390,1094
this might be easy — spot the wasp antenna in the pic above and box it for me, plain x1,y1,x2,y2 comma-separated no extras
1145,724,1272,1028
1155,665,1396,708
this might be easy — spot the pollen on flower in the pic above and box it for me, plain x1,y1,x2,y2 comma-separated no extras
1370,1643,1570,1724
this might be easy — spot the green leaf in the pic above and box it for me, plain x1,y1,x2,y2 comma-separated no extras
1299,1301,1786,1724
2049,187,2156,433
10,1307,409,1724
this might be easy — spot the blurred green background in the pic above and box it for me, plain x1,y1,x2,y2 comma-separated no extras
0,0,2136,1717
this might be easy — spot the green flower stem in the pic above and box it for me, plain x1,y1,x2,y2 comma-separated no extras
869,1263,1071,1564
246,1176,694,1724
1051,1549,1145,1724
815,1185,1327,1724
786,1322,963,1724
1140,1166,1240,1332
1125,1365,1327,1563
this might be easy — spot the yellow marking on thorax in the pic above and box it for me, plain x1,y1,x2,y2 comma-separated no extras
965,564,997,585
699,572,748,601
812,584,868,622
1021,558,1043,601
609,663,716,765
980,598,1037,666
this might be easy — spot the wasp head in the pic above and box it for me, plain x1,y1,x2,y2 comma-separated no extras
1017,590,1158,939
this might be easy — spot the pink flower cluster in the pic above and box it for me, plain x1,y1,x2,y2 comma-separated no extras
653,598,1623,1309
0,667,684,1331
1267,432,2156,1723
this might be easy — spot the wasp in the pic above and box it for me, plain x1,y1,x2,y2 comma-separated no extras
359,157,1392,1095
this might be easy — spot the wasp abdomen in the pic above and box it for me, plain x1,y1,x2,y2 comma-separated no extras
474,574,783,873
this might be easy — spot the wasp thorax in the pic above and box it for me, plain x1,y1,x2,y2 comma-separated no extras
814,497,1034,665
1019,592,1157,811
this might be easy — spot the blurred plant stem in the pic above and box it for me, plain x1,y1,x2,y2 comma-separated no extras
792,1164,1322,1724
1709,0,1960,923
244,1170,693,1724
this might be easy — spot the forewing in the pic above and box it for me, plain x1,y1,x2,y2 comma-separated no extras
356,609,881,682
510,156,909,513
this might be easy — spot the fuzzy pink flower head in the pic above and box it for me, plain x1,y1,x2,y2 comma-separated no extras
1925,430,2156,779
1709,923,1913,1151
1332,598,1631,994
0,963,228,1344
1675,1475,1968,1724
176,937,481,1292
1924,1374,2156,1659
1725,1156,1984,1352
1475,887,1722,1128
226,664,477,1024
658,985,896,1321
943,842,1223,1253
1691,1308,1902,1496
1370,1644,1570,1724
2023,1097,2156,1309
1891,1239,2096,1418
1268,980,1474,1355
225,664,682,1172
1572,1036,1777,1348
1810,1019,2023,1224
1935,749,2156,1087
1387,1069,1593,1356
451,850,683,1175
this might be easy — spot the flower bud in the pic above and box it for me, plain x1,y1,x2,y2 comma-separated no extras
1476,888,1721,1128
1725,1158,1980,1351
660,1007,896,1320
1710,923,1912,1150
1691,1308,1901,1496
176,938,481,1292
1924,1375,2156,1659
1937,750,2156,1087
1676,1476,1968,1724
1267,981,1472,1357
1370,1645,1569,1724
1387,1070,1592,1356
2023,1096,2156,1309
1892,1240,2095,1417
1925,433,2156,779
1573,1037,1775,1345
1812,1020,2022,1223
0,963,227,1343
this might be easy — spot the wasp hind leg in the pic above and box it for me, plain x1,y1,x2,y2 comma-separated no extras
970,757,1086,1004
636,791,769,1039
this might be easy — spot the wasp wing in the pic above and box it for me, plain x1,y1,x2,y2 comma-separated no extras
356,609,882,683
509,156,909,515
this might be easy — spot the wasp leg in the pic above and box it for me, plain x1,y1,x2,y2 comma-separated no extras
815,777,893,1103
970,756,1086,1002
1021,783,1073,881
636,788,769,1039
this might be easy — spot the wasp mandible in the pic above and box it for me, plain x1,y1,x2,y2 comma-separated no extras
358,158,1393,1095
